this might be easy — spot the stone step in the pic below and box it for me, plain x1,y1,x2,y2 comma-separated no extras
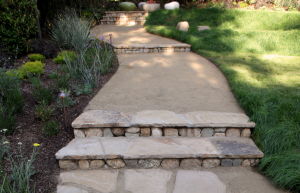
113,44,191,54
101,11,148,25
56,137,264,170
100,20,145,25
72,110,255,138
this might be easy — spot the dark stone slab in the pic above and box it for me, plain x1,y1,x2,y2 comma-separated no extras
233,159,243,166
210,137,264,158
72,110,133,128
221,159,233,167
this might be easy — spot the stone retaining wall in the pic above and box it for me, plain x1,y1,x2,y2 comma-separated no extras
74,127,252,138
101,11,148,25
59,158,258,170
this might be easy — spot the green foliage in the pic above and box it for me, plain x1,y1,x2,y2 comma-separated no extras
55,73,70,90
275,0,293,7
145,8,300,191
52,51,77,64
56,89,76,108
239,2,248,8
0,143,39,193
0,0,38,54
35,100,55,122
41,120,59,137
0,131,9,160
5,69,22,80
20,61,44,79
73,83,92,96
47,69,59,79
28,54,46,63
0,69,24,134
31,77,54,105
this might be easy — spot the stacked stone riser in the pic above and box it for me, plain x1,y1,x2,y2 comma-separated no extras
101,11,148,25
114,46,191,54
74,127,252,138
59,158,258,170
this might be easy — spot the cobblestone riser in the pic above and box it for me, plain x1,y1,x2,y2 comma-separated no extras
101,11,148,25
114,46,190,54
74,127,251,138
101,20,146,25
59,158,258,170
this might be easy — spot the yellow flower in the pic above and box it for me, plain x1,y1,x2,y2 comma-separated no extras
33,143,40,147
3,141,9,144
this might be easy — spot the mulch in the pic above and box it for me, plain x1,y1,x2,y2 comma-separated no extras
1,54,119,192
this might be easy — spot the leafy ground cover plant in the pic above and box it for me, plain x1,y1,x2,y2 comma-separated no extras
73,83,92,96
30,77,54,105
145,8,300,191
55,73,70,90
35,100,55,122
20,61,44,79
0,141,40,193
29,54,46,63
41,120,59,137
52,51,77,64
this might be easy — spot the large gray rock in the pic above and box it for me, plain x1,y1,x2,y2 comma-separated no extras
176,21,189,32
221,159,233,167
173,170,226,193
124,159,139,168
106,159,126,169
138,159,161,168
161,158,180,169
124,169,172,193
197,26,211,31
164,1,180,10
201,128,214,137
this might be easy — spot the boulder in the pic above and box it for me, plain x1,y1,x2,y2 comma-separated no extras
176,21,189,32
197,26,211,31
164,1,180,10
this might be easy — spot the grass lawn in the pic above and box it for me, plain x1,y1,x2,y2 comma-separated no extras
145,8,300,191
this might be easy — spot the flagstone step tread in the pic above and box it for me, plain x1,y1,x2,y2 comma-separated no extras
55,137,264,160
113,44,191,49
72,110,255,129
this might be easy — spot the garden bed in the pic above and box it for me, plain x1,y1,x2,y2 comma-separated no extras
1,55,119,192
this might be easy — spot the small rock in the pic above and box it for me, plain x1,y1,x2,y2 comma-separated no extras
213,133,225,137
125,133,140,137
250,158,259,166
74,129,85,138
78,160,89,170
138,159,161,168
103,128,114,137
179,128,195,137
151,128,162,137
202,159,220,168
201,128,214,137
90,160,105,169
226,128,241,137
59,160,77,170
193,128,201,137
124,159,139,168
214,128,226,133
140,128,151,136
163,128,178,137
111,128,125,136
221,159,233,167
180,158,202,168
197,26,211,31
242,159,251,167
233,159,243,167
126,127,140,133
106,159,126,169
176,21,189,31
241,128,251,137
161,159,180,169
85,128,103,137
144,48,150,53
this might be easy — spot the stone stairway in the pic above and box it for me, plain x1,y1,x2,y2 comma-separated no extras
56,110,263,171
100,11,148,25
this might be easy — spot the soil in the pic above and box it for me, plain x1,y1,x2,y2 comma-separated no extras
1,54,119,192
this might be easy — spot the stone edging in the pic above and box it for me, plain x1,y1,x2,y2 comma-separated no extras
113,44,191,54
59,158,259,170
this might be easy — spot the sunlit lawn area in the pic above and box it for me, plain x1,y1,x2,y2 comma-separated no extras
145,8,300,191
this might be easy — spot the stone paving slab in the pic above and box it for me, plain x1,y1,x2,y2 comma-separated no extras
72,110,132,128
210,137,264,158
123,138,197,159
60,170,118,193
175,138,218,158
72,110,254,129
173,170,226,193
57,185,88,193
134,110,190,127
56,137,104,160
114,43,191,49
125,169,172,193
56,137,264,160
183,111,255,128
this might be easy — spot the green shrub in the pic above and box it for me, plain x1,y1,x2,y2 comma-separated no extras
275,0,293,7
20,61,44,79
33,86,54,105
56,73,70,90
239,2,248,8
73,83,92,96
5,69,22,80
47,69,59,79
42,120,59,137
52,51,77,64
0,0,38,54
35,100,55,122
29,54,46,63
